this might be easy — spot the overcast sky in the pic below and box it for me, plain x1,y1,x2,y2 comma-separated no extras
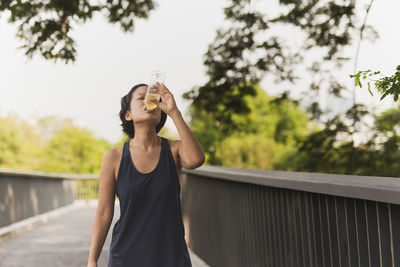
0,0,399,144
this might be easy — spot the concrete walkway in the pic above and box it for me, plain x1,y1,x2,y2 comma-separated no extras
0,201,209,267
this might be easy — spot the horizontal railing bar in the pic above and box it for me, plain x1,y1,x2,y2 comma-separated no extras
182,166,400,205
0,168,98,180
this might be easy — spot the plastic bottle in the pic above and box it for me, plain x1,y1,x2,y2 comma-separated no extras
145,70,165,111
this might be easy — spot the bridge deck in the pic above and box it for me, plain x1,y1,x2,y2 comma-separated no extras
0,201,208,267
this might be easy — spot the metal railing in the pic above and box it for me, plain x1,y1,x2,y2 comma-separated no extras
75,177,100,201
2,166,400,267
180,166,400,267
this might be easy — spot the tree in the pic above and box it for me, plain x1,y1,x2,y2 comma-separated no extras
180,0,398,176
38,125,112,173
0,114,23,168
183,0,377,136
189,84,312,168
290,106,400,177
0,112,50,170
372,108,400,176
350,65,400,102
0,0,157,63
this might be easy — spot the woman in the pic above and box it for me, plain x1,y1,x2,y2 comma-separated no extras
87,82,205,267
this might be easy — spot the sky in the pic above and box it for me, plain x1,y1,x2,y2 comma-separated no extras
0,0,399,145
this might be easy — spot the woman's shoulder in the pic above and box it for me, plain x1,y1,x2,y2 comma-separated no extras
103,144,125,180
104,143,125,163
163,137,180,149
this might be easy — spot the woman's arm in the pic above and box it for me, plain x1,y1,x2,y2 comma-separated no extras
150,83,205,169
87,149,117,266
170,109,205,169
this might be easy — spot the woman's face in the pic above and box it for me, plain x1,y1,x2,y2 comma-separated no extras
125,85,161,126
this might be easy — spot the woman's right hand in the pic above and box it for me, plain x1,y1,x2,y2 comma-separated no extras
87,261,97,267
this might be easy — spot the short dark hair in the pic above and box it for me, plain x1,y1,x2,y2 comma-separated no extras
119,83,167,138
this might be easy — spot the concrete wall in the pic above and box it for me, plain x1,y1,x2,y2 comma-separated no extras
0,168,76,228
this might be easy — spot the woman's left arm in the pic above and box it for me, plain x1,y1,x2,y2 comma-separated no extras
169,109,205,169
150,83,205,169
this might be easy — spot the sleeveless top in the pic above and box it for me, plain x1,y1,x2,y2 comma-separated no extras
108,136,192,267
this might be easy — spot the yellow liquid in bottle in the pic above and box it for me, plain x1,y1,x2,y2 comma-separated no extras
145,93,160,110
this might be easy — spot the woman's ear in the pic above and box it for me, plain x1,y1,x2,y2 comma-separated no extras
125,110,132,121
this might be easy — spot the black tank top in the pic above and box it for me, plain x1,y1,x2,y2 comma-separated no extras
108,136,192,267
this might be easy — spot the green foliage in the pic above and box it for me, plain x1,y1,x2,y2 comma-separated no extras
0,112,177,174
292,114,360,173
38,125,112,173
0,0,156,63
0,113,113,173
189,84,311,169
216,133,291,170
183,0,368,134
350,65,400,102
0,113,49,170
371,109,400,177
189,81,400,177
187,104,224,166
34,115,74,140
0,116,23,168
375,108,400,133
291,107,400,177
181,0,400,177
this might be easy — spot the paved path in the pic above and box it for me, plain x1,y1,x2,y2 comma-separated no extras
0,201,208,267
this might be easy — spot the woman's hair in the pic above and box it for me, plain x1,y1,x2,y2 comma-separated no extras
119,83,167,138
